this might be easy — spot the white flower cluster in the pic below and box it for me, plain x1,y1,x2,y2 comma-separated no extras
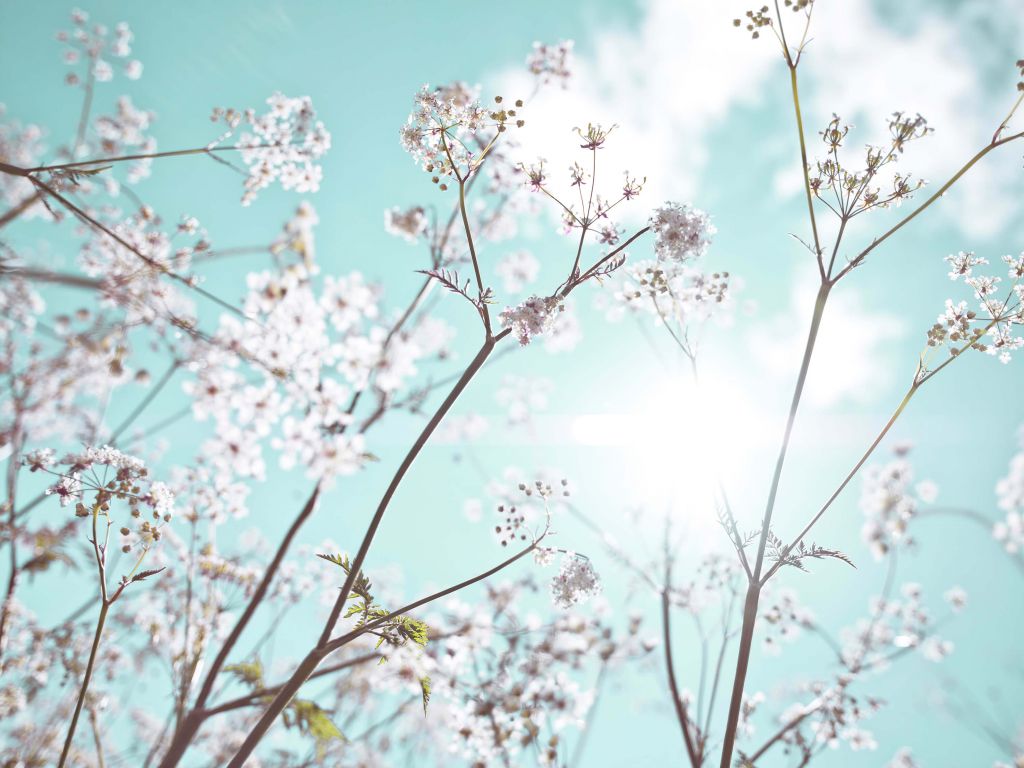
759,588,815,654
929,249,1024,365
549,555,601,609
0,106,45,214
400,82,487,180
859,448,937,559
383,205,428,243
57,9,142,87
841,582,954,669
399,82,521,185
648,202,716,264
499,295,563,346
211,92,331,205
526,40,574,88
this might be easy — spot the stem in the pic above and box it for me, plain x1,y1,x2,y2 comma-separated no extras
663,577,700,767
762,385,918,583
228,335,506,765
457,178,491,335
787,64,823,271
718,280,830,767
25,143,264,174
58,600,109,768
158,484,322,768
718,583,760,768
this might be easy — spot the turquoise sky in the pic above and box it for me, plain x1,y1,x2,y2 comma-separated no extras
2,1,1024,765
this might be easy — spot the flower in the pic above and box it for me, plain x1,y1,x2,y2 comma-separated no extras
45,473,82,507
648,202,715,264
526,41,574,88
384,206,428,243
550,555,601,608
499,295,563,346
211,93,331,206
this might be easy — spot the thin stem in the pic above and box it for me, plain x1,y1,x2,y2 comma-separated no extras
58,600,109,768
25,143,265,174
787,58,824,274
228,522,537,767
663,562,700,767
457,177,491,335
228,334,508,765
833,129,1024,281
158,484,322,768
108,361,179,443
763,385,917,584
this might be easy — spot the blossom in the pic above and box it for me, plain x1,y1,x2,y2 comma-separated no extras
943,586,967,612
45,473,82,507
400,82,521,184
945,250,987,280
499,295,563,346
648,202,715,264
550,555,601,608
384,205,428,243
526,40,574,88
211,93,331,205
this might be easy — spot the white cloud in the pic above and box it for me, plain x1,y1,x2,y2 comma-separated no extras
494,0,1022,239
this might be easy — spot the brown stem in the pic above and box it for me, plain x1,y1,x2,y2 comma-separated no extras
157,484,321,768
663,570,700,767
719,583,760,768
227,333,508,765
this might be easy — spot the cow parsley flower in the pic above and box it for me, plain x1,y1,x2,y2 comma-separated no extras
526,40,574,88
550,555,601,608
384,205,428,243
211,93,331,206
400,82,522,186
499,295,563,346
649,202,715,264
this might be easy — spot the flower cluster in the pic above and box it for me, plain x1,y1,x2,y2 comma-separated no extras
211,92,331,205
648,202,716,264
810,113,930,217
499,294,564,346
526,40,574,88
32,444,174,553
925,249,1024,367
384,205,428,243
400,83,523,186
859,446,937,559
57,9,142,87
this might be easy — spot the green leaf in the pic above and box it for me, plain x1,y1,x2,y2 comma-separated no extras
223,660,264,689
284,698,345,756
420,676,432,716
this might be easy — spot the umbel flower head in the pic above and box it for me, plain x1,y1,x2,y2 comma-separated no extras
649,202,716,264
400,82,524,187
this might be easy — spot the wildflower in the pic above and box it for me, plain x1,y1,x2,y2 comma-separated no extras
384,206,428,243
526,40,574,88
550,555,601,608
648,202,715,264
499,295,563,346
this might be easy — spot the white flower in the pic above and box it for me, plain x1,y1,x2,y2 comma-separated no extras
526,40,574,88
384,206,428,243
45,473,82,508
943,586,967,613
499,295,562,346
648,202,715,264
550,555,601,608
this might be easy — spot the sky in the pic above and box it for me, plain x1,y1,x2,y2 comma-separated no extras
2,0,1024,765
